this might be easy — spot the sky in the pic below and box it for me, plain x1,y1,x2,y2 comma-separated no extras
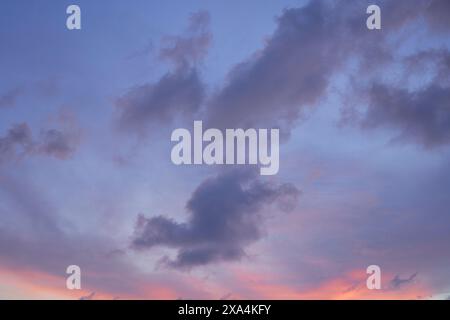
0,0,450,300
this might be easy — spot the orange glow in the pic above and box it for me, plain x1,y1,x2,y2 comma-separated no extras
0,263,432,300
229,267,431,300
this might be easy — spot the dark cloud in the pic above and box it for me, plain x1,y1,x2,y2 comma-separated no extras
206,1,350,135
425,0,450,31
336,2,450,148
37,128,78,159
116,68,205,135
116,11,210,136
390,273,418,289
79,292,96,300
405,49,450,83
362,83,450,148
0,122,79,164
0,123,33,164
132,169,300,268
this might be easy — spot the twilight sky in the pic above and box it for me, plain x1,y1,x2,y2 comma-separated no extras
1,0,450,299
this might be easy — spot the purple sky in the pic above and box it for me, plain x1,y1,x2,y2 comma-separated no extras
0,0,450,299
